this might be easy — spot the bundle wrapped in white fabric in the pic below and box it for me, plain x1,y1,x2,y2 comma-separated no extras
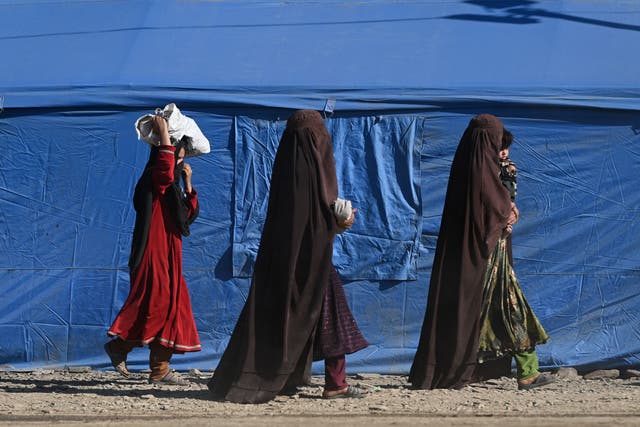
333,198,353,222
134,103,210,158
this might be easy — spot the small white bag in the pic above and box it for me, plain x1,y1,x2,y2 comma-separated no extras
135,103,210,158
333,198,353,222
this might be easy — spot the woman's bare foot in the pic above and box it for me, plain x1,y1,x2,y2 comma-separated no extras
322,385,365,399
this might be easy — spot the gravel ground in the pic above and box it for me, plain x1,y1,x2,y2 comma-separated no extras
1,367,640,426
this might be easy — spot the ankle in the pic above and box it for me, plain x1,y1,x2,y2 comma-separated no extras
149,363,170,381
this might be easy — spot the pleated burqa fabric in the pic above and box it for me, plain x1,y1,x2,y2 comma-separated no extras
409,114,513,389
208,110,341,403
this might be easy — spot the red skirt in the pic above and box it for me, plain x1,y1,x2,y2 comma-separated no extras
108,199,201,353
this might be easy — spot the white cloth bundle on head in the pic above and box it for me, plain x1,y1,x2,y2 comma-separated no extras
134,103,210,158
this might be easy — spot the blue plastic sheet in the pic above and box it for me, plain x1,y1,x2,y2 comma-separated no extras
0,0,639,373
232,115,423,280
2,1,640,110
1,105,638,373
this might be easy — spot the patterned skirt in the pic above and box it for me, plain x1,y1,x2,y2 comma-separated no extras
477,239,549,362
313,266,368,361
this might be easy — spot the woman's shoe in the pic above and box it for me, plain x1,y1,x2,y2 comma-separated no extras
518,372,556,390
149,370,190,385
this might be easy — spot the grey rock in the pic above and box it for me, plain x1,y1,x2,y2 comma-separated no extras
620,369,640,379
555,367,581,379
66,366,92,373
583,369,620,380
188,368,203,376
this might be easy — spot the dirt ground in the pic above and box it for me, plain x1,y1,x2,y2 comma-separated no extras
1,367,640,426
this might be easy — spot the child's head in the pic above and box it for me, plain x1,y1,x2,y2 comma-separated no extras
500,129,513,160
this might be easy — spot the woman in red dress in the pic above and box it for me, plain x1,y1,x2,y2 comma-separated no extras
105,116,200,385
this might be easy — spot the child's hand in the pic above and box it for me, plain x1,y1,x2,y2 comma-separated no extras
182,163,193,193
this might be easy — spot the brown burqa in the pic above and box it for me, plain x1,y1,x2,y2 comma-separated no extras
208,110,340,403
409,114,513,389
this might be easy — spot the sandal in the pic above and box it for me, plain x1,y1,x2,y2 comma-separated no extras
104,342,130,377
323,385,365,399
518,372,556,391
149,370,190,386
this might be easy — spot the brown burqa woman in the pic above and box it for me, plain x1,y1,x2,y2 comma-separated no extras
409,114,553,391
208,110,368,403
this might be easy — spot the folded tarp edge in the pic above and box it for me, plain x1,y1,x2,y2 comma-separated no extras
2,87,640,112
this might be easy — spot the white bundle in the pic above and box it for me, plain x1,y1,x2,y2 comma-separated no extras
134,103,210,158
333,198,353,222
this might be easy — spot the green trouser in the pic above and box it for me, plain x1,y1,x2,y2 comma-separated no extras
514,350,539,380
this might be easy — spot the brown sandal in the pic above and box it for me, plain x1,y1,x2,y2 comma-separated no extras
518,373,556,390
149,370,190,386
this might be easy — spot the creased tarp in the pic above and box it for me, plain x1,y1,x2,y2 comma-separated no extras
1,105,640,373
232,114,423,280
0,108,235,368
1,0,640,373
419,109,640,372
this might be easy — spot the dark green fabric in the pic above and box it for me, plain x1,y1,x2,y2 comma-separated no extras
478,238,549,362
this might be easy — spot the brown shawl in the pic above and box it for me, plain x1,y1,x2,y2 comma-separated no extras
208,110,338,403
409,114,513,389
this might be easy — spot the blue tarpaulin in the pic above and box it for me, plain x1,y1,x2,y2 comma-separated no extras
0,0,639,373
232,114,423,280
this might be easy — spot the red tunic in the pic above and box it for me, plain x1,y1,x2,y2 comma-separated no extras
108,146,201,352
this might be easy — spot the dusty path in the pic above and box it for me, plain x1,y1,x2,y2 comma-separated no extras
1,368,639,426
